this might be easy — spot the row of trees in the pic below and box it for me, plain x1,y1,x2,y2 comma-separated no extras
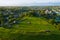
0,7,60,28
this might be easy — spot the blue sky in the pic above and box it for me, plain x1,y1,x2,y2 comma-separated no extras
0,0,60,6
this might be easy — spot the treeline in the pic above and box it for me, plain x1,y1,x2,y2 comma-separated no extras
0,7,60,28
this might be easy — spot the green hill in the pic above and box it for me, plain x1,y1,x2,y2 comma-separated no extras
0,6,60,40
0,16,60,40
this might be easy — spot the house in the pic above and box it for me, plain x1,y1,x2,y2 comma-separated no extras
45,9,52,15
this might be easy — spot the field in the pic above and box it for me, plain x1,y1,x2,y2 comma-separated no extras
0,6,60,40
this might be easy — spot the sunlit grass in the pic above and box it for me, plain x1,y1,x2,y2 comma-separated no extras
12,17,58,32
0,17,60,40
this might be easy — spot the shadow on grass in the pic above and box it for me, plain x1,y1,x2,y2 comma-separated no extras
13,32,60,40
0,32,60,40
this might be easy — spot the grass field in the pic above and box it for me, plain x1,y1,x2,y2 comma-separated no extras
0,16,60,40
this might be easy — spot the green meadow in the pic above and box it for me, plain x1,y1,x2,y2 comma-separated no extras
0,7,60,40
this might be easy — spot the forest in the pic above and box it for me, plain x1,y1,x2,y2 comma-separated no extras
0,6,60,40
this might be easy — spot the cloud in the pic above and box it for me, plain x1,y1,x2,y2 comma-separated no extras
0,0,60,6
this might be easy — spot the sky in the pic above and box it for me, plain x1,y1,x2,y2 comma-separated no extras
0,0,60,6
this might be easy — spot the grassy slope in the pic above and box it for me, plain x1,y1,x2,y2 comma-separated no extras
14,17,58,32
0,16,60,40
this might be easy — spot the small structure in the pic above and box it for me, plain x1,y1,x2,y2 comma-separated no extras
45,9,52,14
13,20,20,24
